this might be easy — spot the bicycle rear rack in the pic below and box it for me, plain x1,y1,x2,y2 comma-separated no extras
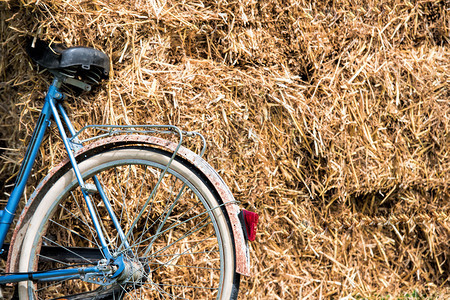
70,124,207,158
68,125,209,254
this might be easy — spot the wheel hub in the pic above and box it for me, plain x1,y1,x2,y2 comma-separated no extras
83,255,148,286
116,258,146,283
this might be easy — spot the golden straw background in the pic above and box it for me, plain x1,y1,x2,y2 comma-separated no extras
1,0,449,299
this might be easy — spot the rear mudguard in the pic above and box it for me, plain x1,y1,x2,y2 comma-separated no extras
6,135,251,276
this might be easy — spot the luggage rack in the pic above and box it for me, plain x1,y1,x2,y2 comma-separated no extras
70,124,207,157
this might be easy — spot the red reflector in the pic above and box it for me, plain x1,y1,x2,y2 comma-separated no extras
243,210,259,241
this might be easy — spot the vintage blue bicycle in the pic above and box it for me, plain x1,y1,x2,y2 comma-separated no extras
0,38,258,299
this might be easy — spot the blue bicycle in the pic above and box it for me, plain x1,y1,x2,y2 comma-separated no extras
0,38,258,299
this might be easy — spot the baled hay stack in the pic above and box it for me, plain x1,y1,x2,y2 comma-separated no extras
0,0,449,299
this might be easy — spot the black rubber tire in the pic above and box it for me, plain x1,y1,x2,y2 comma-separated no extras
17,146,239,299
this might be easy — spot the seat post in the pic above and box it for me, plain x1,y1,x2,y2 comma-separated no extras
47,75,64,101
52,75,63,87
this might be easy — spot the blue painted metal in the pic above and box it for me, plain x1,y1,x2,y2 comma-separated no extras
0,266,101,284
93,176,131,251
0,249,128,284
110,254,126,279
58,102,130,253
57,102,83,151
58,102,129,252
0,77,120,283
0,81,56,251
57,102,77,136
48,95,112,259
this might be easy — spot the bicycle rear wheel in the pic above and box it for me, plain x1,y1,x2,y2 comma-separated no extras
17,145,239,299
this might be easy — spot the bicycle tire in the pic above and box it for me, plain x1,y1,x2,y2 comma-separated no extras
17,145,239,299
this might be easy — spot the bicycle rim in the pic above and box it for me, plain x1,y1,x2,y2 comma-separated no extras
18,146,238,299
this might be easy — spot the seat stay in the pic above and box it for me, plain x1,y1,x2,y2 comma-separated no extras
56,101,132,253
56,101,83,152
48,90,114,260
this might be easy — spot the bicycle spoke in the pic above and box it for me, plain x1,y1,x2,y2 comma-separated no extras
122,165,133,234
129,208,213,252
151,249,219,259
148,218,213,259
148,262,220,271
150,232,216,274
116,166,126,232
39,236,94,265
156,283,218,291
127,180,187,254
122,166,171,244
149,203,222,243
70,191,105,256
56,201,97,237
151,281,182,300
144,183,189,254
48,219,97,247
21,147,235,299
132,172,179,251
132,165,149,249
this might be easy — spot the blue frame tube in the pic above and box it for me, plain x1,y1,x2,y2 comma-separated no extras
58,103,131,252
0,266,101,284
0,78,127,283
48,96,112,259
57,102,77,136
0,87,55,250
93,176,131,250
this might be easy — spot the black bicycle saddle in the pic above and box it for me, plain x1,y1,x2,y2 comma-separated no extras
26,38,110,90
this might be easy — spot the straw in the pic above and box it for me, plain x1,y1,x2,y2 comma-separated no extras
0,0,449,298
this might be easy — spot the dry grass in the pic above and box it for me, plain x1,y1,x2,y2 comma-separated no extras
1,0,449,298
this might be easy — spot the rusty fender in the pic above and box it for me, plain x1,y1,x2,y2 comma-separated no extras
7,135,251,276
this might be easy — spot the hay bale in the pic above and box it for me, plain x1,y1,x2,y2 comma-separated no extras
0,0,449,298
